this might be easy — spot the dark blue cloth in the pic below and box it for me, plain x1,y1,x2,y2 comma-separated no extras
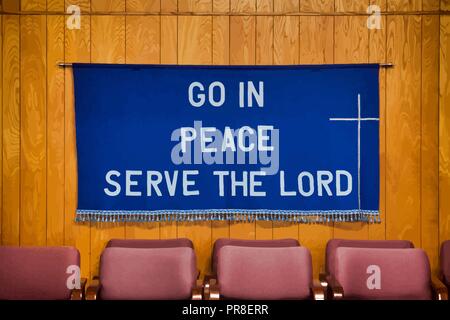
73,64,379,223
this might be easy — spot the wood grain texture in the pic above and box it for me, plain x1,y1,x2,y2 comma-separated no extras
21,0,46,11
179,0,212,12
47,15,65,246
440,16,450,244
2,16,20,246
20,15,47,246
387,0,422,11
2,0,20,12
126,0,160,12
300,0,334,12
386,15,422,246
48,0,65,12
126,16,160,64
421,15,440,273
65,0,90,12
442,0,450,11
161,0,178,12
91,0,125,12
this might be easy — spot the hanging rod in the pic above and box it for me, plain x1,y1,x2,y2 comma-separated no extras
58,62,394,68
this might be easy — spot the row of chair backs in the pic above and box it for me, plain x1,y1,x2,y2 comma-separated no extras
0,246,80,300
0,239,449,300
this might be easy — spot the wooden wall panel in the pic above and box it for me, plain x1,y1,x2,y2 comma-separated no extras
21,0,46,11
126,0,160,12
421,15,440,272
386,15,422,246
440,16,450,244
0,0,447,279
20,15,47,246
47,15,65,246
3,15,19,245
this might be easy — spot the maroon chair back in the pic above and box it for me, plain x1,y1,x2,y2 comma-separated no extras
326,239,414,276
441,240,450,287
217,246,312,300
213,238,300,273
99,247,197,300
106,238,193,249
0,246,80,300
335,248,432,300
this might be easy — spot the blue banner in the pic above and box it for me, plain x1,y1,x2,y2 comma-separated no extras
73,64,380,223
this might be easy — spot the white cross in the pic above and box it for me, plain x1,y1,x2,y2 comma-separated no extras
329,94,379,210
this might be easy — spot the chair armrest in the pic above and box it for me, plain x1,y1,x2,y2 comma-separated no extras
191,279,203,300
86,278,101,300
201,274,216,300
326,275,344,300
431,276,448,300
310,279,325,300
70,278,87,300
319,272,329,288
207,282,220,300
